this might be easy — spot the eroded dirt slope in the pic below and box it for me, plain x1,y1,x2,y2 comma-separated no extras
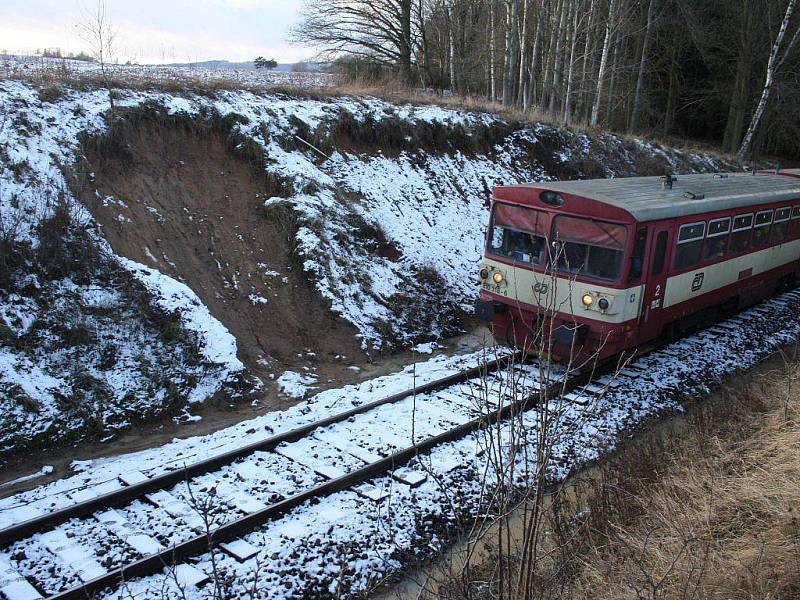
72,121,363,379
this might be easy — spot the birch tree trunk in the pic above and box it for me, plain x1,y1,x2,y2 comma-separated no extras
563,1,580,124
580,0,597,121
541,1,559,109
737,0,798,160
524,0,546,110
629,0,657,133
516,0,530,106
489,0,497,100
502,0,521,105
605,13,623,126
448,4,457,92
590,0,617,126
548,0,569,116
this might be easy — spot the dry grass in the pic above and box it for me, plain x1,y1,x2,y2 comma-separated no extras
394,349,800,600
570,351,800,599
328,76,736,161
3,64,737,162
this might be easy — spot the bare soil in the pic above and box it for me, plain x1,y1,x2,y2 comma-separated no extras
73,121,364,381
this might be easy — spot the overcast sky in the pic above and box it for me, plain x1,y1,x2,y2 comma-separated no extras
1,0,315,64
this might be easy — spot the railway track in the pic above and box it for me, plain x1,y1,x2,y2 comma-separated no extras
0,350,570,600
1,289,798,600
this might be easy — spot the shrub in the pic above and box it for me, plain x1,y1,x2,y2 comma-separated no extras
37,84,64,103
0,237,31,291
35,195,102,281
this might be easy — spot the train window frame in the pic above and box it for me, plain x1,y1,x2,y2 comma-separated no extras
651,231,669,276
706,217,731,236
677,221,706,243
755,210,774,226
730,213,753,254
628,226,648,282
732,213,754,231
771,207,792,243
674,221,706,270
791,205,800,237
550,215,628,283
752,209,773,248
703,217,731,261
487,225,548,266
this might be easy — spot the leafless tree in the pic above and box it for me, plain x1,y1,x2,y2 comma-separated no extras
590,0,618,126
737,0,799,160
299,0,800,158
292,0,417,81
76,0,118,110
628,0,658,133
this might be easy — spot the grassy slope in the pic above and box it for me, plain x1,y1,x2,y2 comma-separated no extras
422,349,800,600
569,350,800,599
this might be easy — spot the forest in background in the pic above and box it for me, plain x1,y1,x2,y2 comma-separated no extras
295,0,800,162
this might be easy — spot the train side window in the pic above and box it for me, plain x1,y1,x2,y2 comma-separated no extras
674,222,705,269
771,207,791,243
651,231,668,276
628,227,648,281
703,217,731,261
791,205,800,237
752,210,773,247
730,213,753,253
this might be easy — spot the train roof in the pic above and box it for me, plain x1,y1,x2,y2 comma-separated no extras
507,171,800,222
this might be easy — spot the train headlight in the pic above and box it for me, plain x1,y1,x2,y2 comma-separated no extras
480,268,489,280
598,297,610,311
492,272,504,284
581,293,594,307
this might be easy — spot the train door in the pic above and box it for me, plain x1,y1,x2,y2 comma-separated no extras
638,223,672,342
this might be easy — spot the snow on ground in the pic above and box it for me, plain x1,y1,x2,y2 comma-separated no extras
0,349,498,524
118,258,244,401
0,465,52,490
276,370,318,399
412,342,441,354
105,295,800,599
0,77,733,458
1,54,337,88
0,293,797,599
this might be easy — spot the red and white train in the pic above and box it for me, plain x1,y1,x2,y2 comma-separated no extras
476,169,800,363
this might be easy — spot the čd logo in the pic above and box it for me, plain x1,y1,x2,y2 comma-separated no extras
691,272,705,292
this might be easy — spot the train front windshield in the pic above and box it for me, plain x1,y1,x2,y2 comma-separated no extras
551,215,627,282
487,203,548,265
486,204,628,283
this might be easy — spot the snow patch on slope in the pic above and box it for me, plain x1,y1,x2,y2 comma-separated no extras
117,258,244,401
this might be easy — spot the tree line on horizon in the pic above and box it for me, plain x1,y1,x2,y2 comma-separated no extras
294,0,800,161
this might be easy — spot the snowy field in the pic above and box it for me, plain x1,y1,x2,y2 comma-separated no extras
0,54,337,88
0,290,797,599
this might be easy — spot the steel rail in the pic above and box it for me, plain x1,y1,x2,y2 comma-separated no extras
0,350,523,549
49,361,595,600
